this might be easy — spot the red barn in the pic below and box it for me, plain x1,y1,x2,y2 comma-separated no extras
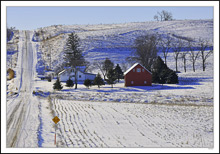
124,63,152,87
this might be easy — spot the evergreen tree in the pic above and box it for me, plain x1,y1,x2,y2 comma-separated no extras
152,71,160,83
53,78,63,90
166,70,179,84
84,79,92,89
152,56,168,73
158,69,167,86
64,32,86,89
106,68,117,88
93,73,105,88
114,64,124,83
66,77,74,87
152,56,178,84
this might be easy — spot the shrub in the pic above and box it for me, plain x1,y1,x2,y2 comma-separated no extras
93,73,105,88
66,78,74,87
53,78,63,90
84,79,92,89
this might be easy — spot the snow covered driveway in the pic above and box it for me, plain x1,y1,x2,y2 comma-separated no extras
50,98,213,148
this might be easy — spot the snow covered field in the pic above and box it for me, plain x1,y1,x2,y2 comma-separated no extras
6,19,215,148
48,99,213,148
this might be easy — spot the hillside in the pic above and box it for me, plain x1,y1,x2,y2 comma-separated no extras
30,19,213,74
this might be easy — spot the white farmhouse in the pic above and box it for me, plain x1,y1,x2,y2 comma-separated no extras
58,66,96,82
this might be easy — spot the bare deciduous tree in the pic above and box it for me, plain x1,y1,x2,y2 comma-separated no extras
181,51,188,73
130,33,160,71
154,15,159,21
103,58,114,80
188,40,200,72
198,38,213,71
93,58,114,80
121,61,129,73
93,60,105,80
154,10,173,21
172,39,183,72
160,34,172,65
162,10,173,21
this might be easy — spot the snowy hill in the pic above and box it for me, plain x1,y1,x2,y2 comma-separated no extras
30,19,213,73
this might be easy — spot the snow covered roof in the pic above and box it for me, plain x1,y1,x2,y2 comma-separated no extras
58,69,96,76
124,63,152,75
84,72,96,76
58,70,66,75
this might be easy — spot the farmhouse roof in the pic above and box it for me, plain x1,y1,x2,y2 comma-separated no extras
58,68,96,76
58,70,66,75
124,63,152,75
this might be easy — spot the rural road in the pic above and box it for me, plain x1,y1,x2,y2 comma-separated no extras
6,30,39,148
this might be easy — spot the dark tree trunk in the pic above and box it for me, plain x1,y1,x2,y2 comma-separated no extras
203,60,205,71
175,58,178,72
192,62,195,72
183,58,186,72
164,56,167,65
75,70,77,89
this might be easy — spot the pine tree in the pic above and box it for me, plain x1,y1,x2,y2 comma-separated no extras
158,69,167,86
152,56,167,83
66,77,74,87
93,73,105,88
53,78,63,90
152,56,178,84
106,68,117,88
84,79,92,89
64,32,86,89
152,56,168,73
166,70,179,84
114,64,124,83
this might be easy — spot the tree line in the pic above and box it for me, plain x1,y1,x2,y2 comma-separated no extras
129,33,213,73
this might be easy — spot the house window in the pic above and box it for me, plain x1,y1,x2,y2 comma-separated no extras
79,75,81,78
142,69,145,72
137,68,141,72
131,81,134,84
133,69,135,72
144,81,147,84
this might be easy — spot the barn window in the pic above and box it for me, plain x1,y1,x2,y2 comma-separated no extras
142,69,145,72
133,69,135,72
144,81,147,84
137,68,141,72
131,81,134,84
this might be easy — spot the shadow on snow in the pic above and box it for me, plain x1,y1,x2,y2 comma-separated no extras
61,84,195,93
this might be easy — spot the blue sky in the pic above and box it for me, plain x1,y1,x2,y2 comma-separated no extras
7,6,213,30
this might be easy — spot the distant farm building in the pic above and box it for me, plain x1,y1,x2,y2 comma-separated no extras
124,63,152,86
58,66,96,82
7,68,15,80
